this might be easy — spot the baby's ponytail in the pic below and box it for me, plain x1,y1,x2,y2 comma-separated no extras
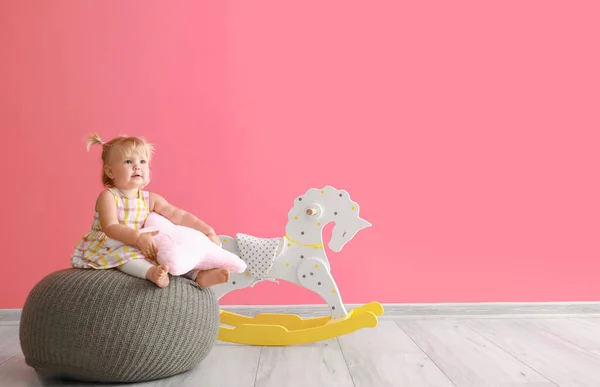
86,133,105,152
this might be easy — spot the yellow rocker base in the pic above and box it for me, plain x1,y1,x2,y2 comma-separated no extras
217,302,384,346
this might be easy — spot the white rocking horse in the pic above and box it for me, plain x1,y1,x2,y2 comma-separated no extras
214,185,384,346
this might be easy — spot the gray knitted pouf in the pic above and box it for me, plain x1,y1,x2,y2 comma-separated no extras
19,268,220,383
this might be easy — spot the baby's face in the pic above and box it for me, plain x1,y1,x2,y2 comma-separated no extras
107,150,150,189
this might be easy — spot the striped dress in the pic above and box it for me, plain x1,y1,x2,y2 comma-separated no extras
71,188,155,269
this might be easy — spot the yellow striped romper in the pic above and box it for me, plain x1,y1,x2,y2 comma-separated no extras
71,188,155,269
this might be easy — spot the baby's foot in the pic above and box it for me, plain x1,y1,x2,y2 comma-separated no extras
195,268,230,288
146,265,170,288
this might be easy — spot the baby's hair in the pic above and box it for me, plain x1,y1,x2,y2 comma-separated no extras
86,133,155,187
86,133,105,151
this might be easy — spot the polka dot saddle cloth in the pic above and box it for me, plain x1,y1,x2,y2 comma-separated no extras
235,233,281,280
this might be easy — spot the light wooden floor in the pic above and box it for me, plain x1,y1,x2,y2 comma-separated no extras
2,316,600,386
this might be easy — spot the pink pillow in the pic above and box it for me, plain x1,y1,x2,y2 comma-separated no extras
141,212,247,276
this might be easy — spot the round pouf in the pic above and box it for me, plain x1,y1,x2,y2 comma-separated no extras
19,268,220,383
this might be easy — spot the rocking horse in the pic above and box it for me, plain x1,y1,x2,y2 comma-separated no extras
213,185,384,346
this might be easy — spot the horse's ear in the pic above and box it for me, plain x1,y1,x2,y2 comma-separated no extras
358,218,372,229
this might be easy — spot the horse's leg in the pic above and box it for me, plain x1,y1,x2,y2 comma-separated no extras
211,235,256,300
295,257,349,319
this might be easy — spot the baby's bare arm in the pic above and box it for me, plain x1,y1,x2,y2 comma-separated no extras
97,190,141,246
150,193,216,237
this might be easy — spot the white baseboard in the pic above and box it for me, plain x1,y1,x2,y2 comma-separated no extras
4,302,600,325
220,301,600,319
0,309,22,325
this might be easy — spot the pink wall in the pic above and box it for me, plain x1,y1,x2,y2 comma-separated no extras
2,1,599,309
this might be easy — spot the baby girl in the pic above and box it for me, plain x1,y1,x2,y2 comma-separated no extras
70,133,229,288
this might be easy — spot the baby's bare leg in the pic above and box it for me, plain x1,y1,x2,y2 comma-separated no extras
195,268,230,288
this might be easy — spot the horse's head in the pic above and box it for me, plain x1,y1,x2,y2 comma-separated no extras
329,215,371,252
286,186,371,251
